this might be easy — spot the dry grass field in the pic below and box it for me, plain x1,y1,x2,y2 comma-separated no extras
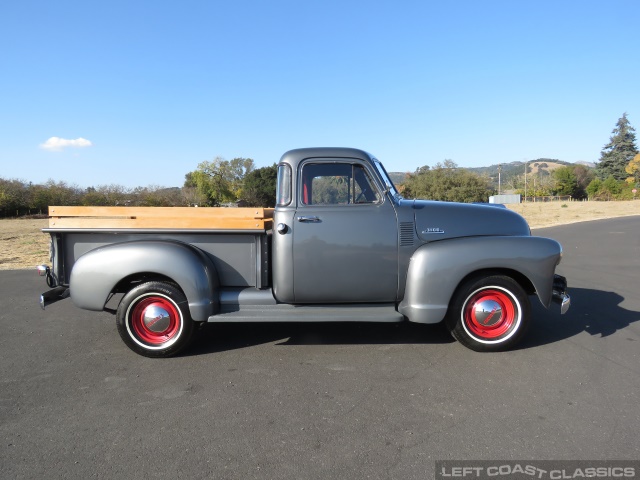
0,218,50,271
506,199,640,228
1,201,639,270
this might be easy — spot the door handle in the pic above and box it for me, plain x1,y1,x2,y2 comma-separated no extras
297,216,321,223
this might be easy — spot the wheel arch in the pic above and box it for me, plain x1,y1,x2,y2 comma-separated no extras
399,236,561,324
69,240,220,321
452,268,536,302
112,272,180,294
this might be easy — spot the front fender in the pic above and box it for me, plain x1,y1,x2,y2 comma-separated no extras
399,236,562,324
69,240,219,321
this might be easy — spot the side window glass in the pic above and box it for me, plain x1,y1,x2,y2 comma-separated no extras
353,165,381,204
301,163,380,205
276,164,292,206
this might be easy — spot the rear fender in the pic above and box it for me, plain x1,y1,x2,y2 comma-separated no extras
399,236,562,324
69,240,219,321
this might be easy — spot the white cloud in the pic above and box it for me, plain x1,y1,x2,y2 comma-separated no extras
40,137,93,152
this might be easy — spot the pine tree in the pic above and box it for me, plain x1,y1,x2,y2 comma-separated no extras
595,113,639,180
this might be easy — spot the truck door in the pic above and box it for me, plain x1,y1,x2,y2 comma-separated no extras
292,160,398,303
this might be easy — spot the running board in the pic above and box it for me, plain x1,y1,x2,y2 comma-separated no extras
208,303,405,323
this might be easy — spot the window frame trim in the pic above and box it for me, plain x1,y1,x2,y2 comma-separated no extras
276,163,293,207
297,159,386,207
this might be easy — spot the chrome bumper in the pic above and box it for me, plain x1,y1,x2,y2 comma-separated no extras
552,274,571,315
39,286,70,310
37,264,69,310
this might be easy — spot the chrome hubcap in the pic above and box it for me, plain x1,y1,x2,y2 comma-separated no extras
142,305,171,333
473,299,503,327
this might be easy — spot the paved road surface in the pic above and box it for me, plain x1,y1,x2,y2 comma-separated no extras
1,217,639,479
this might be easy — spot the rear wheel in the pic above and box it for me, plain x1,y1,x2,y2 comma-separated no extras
446,275,530,352
116,281,194,358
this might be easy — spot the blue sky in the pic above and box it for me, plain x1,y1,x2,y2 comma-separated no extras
1,0,639,188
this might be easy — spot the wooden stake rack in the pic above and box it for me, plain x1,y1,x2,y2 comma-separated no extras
48,206,274,231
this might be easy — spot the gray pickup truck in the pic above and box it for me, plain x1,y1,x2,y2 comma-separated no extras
38,147,569,357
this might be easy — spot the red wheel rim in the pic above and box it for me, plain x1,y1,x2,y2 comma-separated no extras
129,295,181,346
463,288,518,340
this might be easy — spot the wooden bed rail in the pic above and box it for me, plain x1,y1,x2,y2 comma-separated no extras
48,206,275,230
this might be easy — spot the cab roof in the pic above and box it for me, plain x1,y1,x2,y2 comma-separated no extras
278,147,375,169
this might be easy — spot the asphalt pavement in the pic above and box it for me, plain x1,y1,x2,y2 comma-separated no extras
1,216,639,479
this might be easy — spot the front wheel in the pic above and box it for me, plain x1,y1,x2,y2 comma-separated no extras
445,275,531,352
116,281,194,358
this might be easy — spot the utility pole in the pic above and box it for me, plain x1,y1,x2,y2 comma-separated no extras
524,160,528,203
498,164,502,195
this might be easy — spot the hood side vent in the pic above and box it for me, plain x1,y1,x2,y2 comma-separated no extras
399,222,414,246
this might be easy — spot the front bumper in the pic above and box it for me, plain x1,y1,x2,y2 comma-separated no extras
552,274,571,314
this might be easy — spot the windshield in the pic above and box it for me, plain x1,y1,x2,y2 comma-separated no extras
373,158,401,199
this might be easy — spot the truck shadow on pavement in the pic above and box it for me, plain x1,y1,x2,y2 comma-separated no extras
521,287,639,349
188,287,638,356
189,321,454,356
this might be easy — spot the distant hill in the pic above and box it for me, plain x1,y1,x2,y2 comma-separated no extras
388,172,409,185
467,158,573,178
575,161,596,168
389,158,594,188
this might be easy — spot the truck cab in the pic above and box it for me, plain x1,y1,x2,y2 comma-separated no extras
272,148,399,304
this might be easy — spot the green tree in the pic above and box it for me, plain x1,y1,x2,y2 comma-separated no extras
33,180,82,210
586,178,602,199
130,186,182,207
587,176,629,200
550,165,594,199
552,166,579,197
403,160,494,203
82,186,131,206
180,185,208,207
602,176,622,195
240,165,278,207
596,113,639,181
0,178,31,217
184,157,255,206
82,186,110,206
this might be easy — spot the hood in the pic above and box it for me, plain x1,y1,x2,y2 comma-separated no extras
405,199,531,242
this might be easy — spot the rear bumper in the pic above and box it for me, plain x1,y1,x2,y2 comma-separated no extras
552,274,570,314
40,286,69,310
37,264,69,309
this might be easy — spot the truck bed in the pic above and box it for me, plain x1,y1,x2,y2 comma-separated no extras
44,206,273,289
